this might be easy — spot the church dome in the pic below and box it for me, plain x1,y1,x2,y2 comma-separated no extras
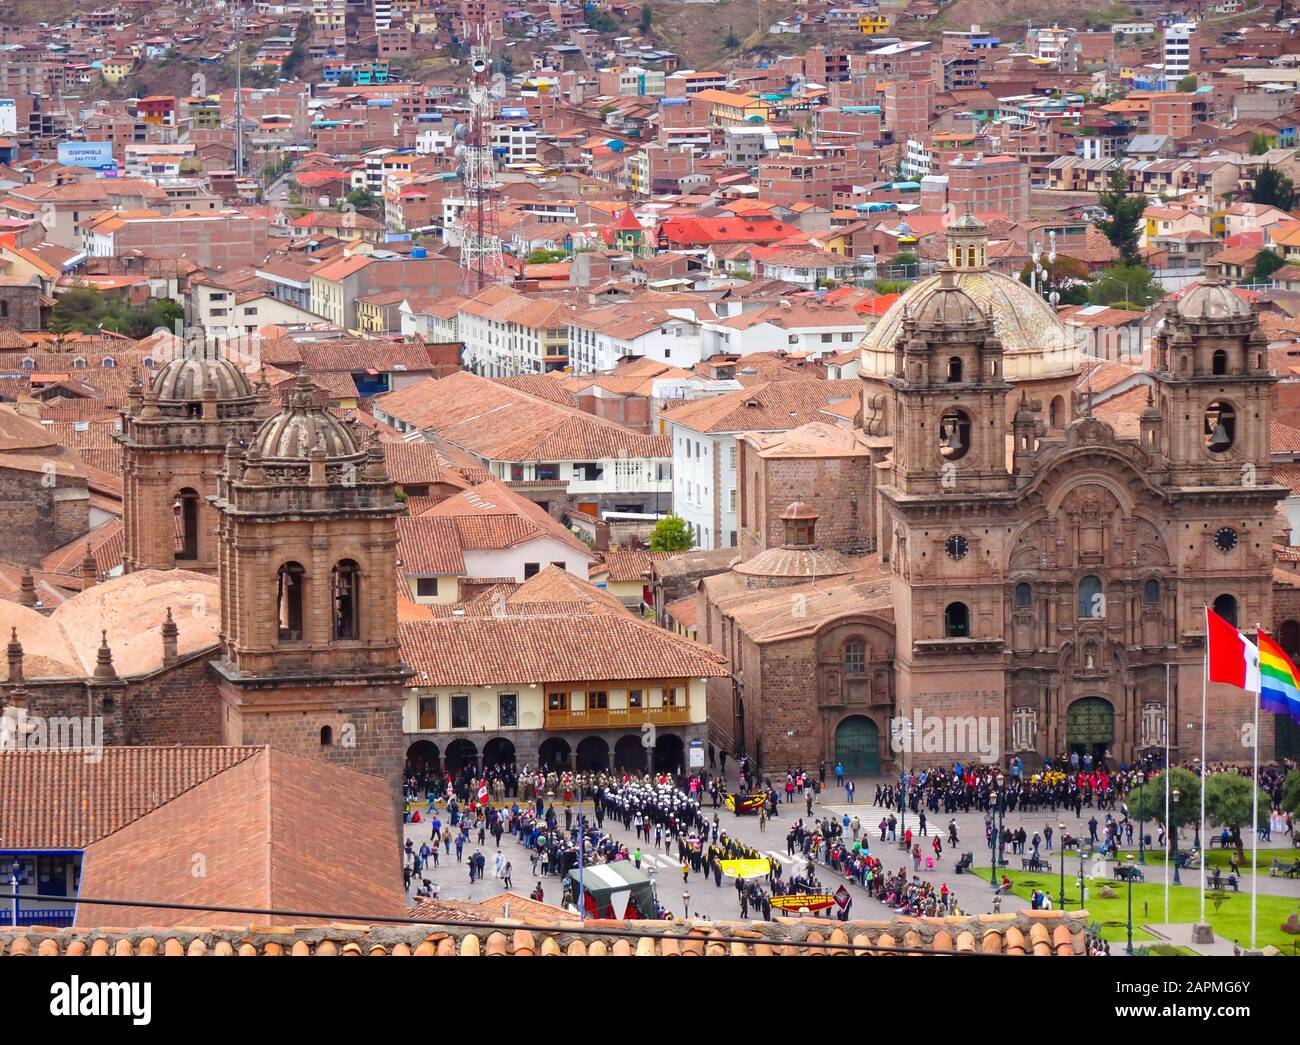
1176,278,1250,321
861,215,1078,382
250,372,360,461
152,354,253,402
862,269,1076,378
733,545,858,582
910,268,986,330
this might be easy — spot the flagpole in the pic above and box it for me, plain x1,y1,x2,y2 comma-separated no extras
1200,610,1208,927
1251,626,1262,952
1170,657,1180,925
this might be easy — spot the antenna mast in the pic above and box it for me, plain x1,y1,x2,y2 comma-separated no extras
456,8,506,297
234,0,245,177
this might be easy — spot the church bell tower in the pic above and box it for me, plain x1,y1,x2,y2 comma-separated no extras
210,371,409,796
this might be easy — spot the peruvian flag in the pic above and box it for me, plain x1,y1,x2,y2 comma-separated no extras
477,779,490,805
1206,607,1260,691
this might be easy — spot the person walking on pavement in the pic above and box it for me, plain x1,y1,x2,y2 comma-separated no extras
634,847,642,870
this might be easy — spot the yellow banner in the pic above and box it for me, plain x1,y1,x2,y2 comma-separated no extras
719,859,770,879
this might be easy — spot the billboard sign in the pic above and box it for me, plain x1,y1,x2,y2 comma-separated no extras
57,142,115,172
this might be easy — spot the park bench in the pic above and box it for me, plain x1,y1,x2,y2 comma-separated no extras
1113,866,1145,883
1022,856,1049,872
1286,864,1300,879
1208,836,1231,849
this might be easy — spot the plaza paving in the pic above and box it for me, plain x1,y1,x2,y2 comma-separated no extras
400,769,1300,925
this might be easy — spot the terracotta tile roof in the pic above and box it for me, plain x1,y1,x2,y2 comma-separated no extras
396,515,466,575
72,748,407,928
381,442,473,490
398,610,727,687
601,548,678,583
494,374,580,408
665,594,698,628
0,746,261,849
505,564,628,615
414,479,592,557
376,372,669,462
660,380,859,434
0,911,1090,955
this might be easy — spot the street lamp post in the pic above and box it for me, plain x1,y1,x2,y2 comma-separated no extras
1078,844,1087,908
1058,821,1067,910
1125,854,1137,956
682,889,690,920
1137,769,1147,865
989,774,1006,888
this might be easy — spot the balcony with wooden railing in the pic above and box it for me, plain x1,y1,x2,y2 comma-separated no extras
544,705,693,730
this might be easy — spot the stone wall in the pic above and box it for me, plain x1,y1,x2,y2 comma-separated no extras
0,467,89,566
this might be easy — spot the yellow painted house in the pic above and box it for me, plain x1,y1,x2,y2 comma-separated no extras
691,89,773,128
859,12,891,33
100,56,135,83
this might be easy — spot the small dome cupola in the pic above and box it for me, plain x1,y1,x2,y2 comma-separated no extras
781,500,819,549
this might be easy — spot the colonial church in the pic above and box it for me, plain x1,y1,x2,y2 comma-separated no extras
695,215,1296,775
2,351,408,801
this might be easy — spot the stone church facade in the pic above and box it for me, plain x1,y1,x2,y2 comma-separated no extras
7,347,409,809
695,216,1292,774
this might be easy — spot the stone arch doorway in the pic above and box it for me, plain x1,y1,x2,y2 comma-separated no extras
614,735,646,771
653,733,684,774
406,740,439,772
834,715,880,775
444,738,478,774
483,737,516,768
538,736,571,770
576,736,610,771
1066,697,1114,763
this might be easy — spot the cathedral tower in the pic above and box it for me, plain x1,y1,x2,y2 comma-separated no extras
210,371,408,795
885,267,1013,496
118,342,270,573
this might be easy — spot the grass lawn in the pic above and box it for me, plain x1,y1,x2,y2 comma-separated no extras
1119,849,1298,870
977,869,1300,953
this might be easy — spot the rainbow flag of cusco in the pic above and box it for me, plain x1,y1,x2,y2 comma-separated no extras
1258,630,1300,724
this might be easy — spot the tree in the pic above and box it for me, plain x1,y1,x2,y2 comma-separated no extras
585,6,617,32
1249,132,1273,156
1281,768,1300,817
345,188,380,213
1252,164,1296,211
648,514,694,552
1176,74,1198,92
1204,771,1269,860
723,29,740,49
1094,167,1145,265
51,285,182,338
639,3,653,31
1251,248,1286,283
1125,767,1201,851
1087,262,1164,309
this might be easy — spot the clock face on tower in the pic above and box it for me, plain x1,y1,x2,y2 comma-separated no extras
1214,527,1239,553
945,534,969,560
